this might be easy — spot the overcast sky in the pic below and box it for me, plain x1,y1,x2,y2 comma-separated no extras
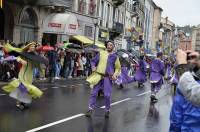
153,0,200,26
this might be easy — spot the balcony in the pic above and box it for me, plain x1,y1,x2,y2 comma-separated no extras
112,0,125,6
109,22,124,40
131,5,139,17
112,22,124,34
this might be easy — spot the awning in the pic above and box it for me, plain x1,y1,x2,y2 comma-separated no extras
72,35,93,44
43,13,78,34
95,41,105,49
72,35,105,49
35,0,72,7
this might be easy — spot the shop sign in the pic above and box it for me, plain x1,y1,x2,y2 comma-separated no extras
48,23,62,28
69,24,77,29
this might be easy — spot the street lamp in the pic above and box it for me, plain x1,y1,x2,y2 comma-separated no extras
93,18,99,45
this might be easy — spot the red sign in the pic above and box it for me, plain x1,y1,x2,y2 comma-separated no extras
69,24,77,29
48,23,62,28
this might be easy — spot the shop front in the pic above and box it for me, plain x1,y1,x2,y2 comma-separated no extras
42,13,78,46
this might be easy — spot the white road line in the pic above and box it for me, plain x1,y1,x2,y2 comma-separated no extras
41,88,48,91
136,90,151,97
101,98,132,109
26,90,151,132
0,94,6,96
52,87,59,89
26,114,85,132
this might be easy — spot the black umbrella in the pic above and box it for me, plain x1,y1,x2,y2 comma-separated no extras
67,44,82,49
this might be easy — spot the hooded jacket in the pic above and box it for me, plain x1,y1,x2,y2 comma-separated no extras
170,72,200,132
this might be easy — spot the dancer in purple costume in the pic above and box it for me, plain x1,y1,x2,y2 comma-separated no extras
85,41,121,118
164,58,172,80
115,53,135,88
134,56,147,88
150,52,165,103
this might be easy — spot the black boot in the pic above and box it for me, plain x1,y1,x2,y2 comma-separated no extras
85,110,93,117
150,95,158,103
119,84,124,89
16,102,25,110
105,111,110,118
21,102,29,109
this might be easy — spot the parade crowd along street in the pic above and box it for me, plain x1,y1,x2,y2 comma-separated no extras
1,40,200,131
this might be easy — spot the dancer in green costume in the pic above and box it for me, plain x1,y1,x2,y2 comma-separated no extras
2,42,45,110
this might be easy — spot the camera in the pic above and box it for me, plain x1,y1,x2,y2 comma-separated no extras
187,53,192,60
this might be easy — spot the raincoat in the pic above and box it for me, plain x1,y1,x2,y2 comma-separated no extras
170,74,200,132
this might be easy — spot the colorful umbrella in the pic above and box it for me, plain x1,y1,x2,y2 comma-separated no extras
55,43,64,47
37,45,54,52
3,56,17,61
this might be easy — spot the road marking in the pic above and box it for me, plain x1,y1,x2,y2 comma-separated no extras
52,87,59,89
41,88,48,91
26,114,85,132
101,98,132,109
136,90,151,97
0,94,6,96
26,90,151,132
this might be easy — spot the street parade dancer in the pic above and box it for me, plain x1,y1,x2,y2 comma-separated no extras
164,57,173,80
115,52,135,89
149,52,165,103
134,55,147,88
2,42,48,110
86,40,121,118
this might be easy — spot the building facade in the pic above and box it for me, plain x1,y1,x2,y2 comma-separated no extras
192,25,200,52
0,0,101,45
143,0,154,52
151,2,163,53
160,17,175,54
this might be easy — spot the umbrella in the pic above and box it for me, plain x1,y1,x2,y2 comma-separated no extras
37,45,54,52
55,43,64,47
3,56,17,61
19,52,49,65
67,43,82,49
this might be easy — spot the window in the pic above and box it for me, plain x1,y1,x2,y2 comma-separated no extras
84,26,93,37
20,8,37,43
100,1,104,26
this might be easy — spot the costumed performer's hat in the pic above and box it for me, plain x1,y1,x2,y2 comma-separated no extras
122,53,129,58
22,42,37,52
105,40,115,48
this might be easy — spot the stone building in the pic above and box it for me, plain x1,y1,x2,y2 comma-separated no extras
160,17,175,53
192,25,200,52
151,1,162,53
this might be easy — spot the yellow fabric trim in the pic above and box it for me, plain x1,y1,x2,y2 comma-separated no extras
114,57,121,76
2,79,43,98
72,35,93,44
96,51,109,74
2,79,20,93
4,43,22,53
86,51,109,88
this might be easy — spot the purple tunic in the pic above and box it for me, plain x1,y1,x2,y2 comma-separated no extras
91,53,118,75
115,67,135,85
150,58,165,83
165,63,172,80
135,60,147,83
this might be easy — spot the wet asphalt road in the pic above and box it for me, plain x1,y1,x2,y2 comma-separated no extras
0,79,172,132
